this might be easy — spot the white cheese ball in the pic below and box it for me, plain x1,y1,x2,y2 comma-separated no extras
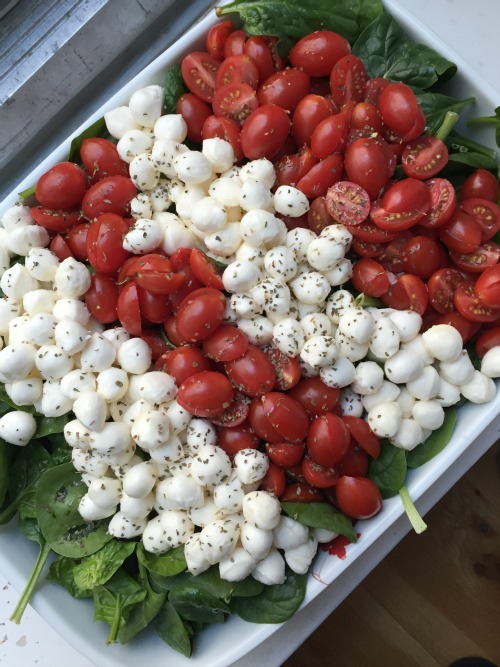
79,494,117,521
88,477,122,510
369,315,401,360
300,335,338,369
130,192,153,219
185,418,217,453
122,461,157,498
219,547,256,582
6,377,43,406
173,151,213,184
0,343,37,381
351,361,384,395
322,258,352,287
183,534,211,574
460,371,496,404
252,548,286,585
131,409,170,450
439,350,475,386
2,203,34,232
325,289,355,324
390,418,423,451
362,380,401,412
240,210,282,247
64,419,91,450
274,185,309,217
306,235,345,272
164,399,192,434
222,260,261,293
0,298,23,336
54,319,90,355
284,535,318,575
129,85,163,128
230,292,262,319
242,490,281,530
240,522,273,560
117,338,152,374
273,516,309,551
239,179,273,212
422,324,463,362
237,316,274,346
213,472,245,515
24,313,56,346
289,271,331,305
435,377,461,408
37,380,74,417
105,106,141,139
123,218,163,254
205,222,242,257
35,344,73,380
411,399,445,430
263,245,298,282
335,333,369,363
387,309,422,343
150,179,173,212
79,333,116,372
337,308,375,344
101,327,130,350
401,334,434,366
151,139,189,177
1,264,39,300
480,347,500,379
159,215,197,254
154,114,187,143
198,519,239,564
129,153,159,191
240,158,276,189
148,433,185,466
8,316,32,345
0,411,37,446
120,490,155,520
7,225,50,257
190,197,227,233
117,129,154,162
202,137,235,173
233,449,269,485
300,312,333,340
250,278,291,315
286,227,317,263
272,318,305,357
320,356,356,389
95,367,128,402
156,473,204,511
384,349,424,384
190,444,232,486
54,258,91,298
22,289,57,317
73,391,107,431
367,401,403,438
89,421,132,456
71,448,109,477
209,176,242,207
108,512,148,539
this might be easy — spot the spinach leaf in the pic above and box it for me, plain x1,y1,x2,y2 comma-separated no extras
467,105,500,148
45,433,72,465
9,539,52,624
233,570,306,623
281,502,357,543
447,152,499,171
414,90,474,136
0,438,11,507
168,585,230,624
34,414,70,439
18,516,44,545
367,440,407,498
406,408,457,468
163,65,187,115
35,462,112,557
117,563,166,644
136,542,187,577
93,570,148,643
352,13,456,88
155,601,193,658
216,0,383,56
72,540,136,591
48,554,93,598
149,566,249,602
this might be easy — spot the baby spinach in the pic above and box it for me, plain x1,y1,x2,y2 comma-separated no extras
406,408,457,469
232,570,306,623
413,90,474,136
72,540,137,591
136,542,187,577
168,586,230,624
367,441,408,498
155,601,193,658
93,570,148,644
117,563,167,644
34,414,70,439
47,555,93,598
281,501,357,543
352,13,455,88
163,64,187,115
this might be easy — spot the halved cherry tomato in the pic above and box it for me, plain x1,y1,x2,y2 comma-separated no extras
262,392,309,443
176,93,212,143
80,137,129,182
427,268,473,314
86,212,131,273
223,29,246,58
257,68,310,112
307,196,334,233
65,222,90,261
177,371,234,417
377,230,413,273
344,136,395,200
325,181,370,226
292,94,336,148
155,346,212,385
248,398,283,443
311,110,349,159
289,377,340,418
275,148,318,188
141,327,171,361
289,30,351,76
49,234,73,261
345,218,399,244
381,273,429,315
439,209,482,254
122,253,184,294
30,207,82,233
266,441,305,467
474,264,500,308
351,257,390,297
265,347,301,391
84,272,119,323
364,76,390,105
350,238,387,258
475,327,500,357
401,136,448,179
260,462,286,496
225,344,276,397
449,241,500,273
210,391,251,428
163,315,188,346
240,104,290,159
335,476,383,520
206,20,235,61
82,175,137,219
460,168,500,203
244,36,275,84
217,420,260,457
213,82,259,125
329,55,368,107
336,448,369,477
307,413,350,467
202,324,249,362
189,248,224,289
296,154,343,198
280,481,325,502
401,235,442,279
454,284,500,323
181,51,220,103
302,456,339,488
341,416,381,459
36,162,88,210
216,54,260,89
420,177,456,228
459,198,500,242
378,82,421,140
137,286,173,323
372,178,432,231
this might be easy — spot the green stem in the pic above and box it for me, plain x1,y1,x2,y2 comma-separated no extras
447,130,497,160
10,539,52,624
467,115,497,126
435,111,459,142
106,594,122,644
399,484,427,535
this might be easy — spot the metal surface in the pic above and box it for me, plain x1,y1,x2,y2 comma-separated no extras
0,0,216,201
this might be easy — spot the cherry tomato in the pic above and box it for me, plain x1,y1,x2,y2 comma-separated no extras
427,267,473,314
335,476,383,520
341,416,381,459
177,286,227,311
176,93,212,143
460,168,500,203
223,29,246,58
36,162,88,210
307,413,350,467
381,273,429,315
163,315,188,346
181,51,220,103
344,136,395,200
225,344,276,398
336,448,369,477
376,230,413,273
439,209,482,254
169,247,192,271
86,212,131,273
261,392,309,444
202,324,249,362
137,286,173,323
307,196,334,233
248,398,283,443
206,20,235,61
189,248,224,289
364,76,390,105
329,55,368,107
349,101,385,136
116,282,142,336
84,272,119,323
257,68,310,113
265,347,302,391
65,222,90,261
240,104,291,160
378,82,421,140
401,136,448,179
177,371,234,417
81,175,137,219
244,36,275,84
350,238,387,258
420,177,456,228
30,207,82,233
202,115,243,161
325,180,370,226
141,327,171,361
351,257,390,297
475,327,500,357
175,292,225,342
449,241,500,273
210,391,252,428
454,284,500,323
459,198,500,242
310,110,349,159
302,456,339,488
80,137,128,182
292,94,336,148
212,82,259,125
275,146,318,188
218,421,259,457
49,235,73,261
155,346,212,385
401,235,442,279
296,154,344,198
280,481,325,503
215,54,260,89
266,441,305,467
344,218,399,244
372,178,432,231
289,30,351,76
289,377,340,418
474,265,500,308
168,265,204,311
130,254,185,295
260,462,286,497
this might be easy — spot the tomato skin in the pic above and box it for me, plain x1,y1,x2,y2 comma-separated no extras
257,68,311,113
155,346,212,385
206,19,235,61
381,273,429,315
345,218,398,244
84,272,119,324
307,196,334,233
292,94,336,148
454,284,500,323
302,456,339,488
210,391,251,428
244,36,275,84
289,30,350,76
49,234,73,261
266,441,305,467
240,104,291,160
325,181,370,226
141,327,171,361
329,55,368,107
475,327,500,357
30,207,82,233
82,175,137,219
351,257,390,297
474,265,500,308
189,248,224,289
401,136,448,179
427,268,473,314
181,51,220,103
401,235,442,279
223,29,246,58
213,82,259,126
65,222,90,261
341,416,381,459
335,476,383,520
459,198,500,242
265,347,301,391
216,54,260,89
336,448,369,477
260,462,286,497
163,316,188,346
296,154,344,199
224,344,276,398
202,115,243,161
217,421,259,457
176,93,212,143
280,481,325,503
86,212,131,273
36,162,88,210
307,413,350,468
202,324,249,362
137,286,173,324
175,292,225,342
248,398,283,443
262,392,309,444
378,82,421,139
177,371,234,417
116,282,142,336
439,209,482,254
275,146,318,188
311,111,349,159
350,101,385,136
421,177,456,229
460,168,500,203
372,178,432,231
449,241,500,274
344,136,395,200
80,137,128,182
289,377,340,418
168,266,204,311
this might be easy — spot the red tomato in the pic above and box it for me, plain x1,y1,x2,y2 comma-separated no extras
133,256,185,295
80,137,128,182
325,180,370,226
296,154,343,199
176,93,212,143
377,231,413,273
177,286,227,311
351,257,390,297
265,347,301,391
280,481,325,503
218,421,259,457
364,76,390,105
212,82,259,125
206,20,235,61
402,136,448,179
225,344,276,397
302,456,339,488
460,168,500,203
260,462,286,497
307,413,350,467
310,111,349,159
163,316,188,346
175,292,225,342
215,54,260,89
244,36,275,84
275,146,318,188
155,346,212,385
381,273,429,314
240,104,291,160
248,398,283,443
421,177,456,229
336,448,369,477
427,267,473,314
86,212,131,273
289,377,340,418
81,175,137,219
378,82,421,140
439,209,482,254
345,218,399,244
454,284,500,322
459,198,500,242
350,238,387,258
292,94,336,148
177,371,234,417
261,392,309,444
84,272,119,323
257,68,310,112
344,136,395,200
49,234,73,261
116,282,142,336
169,247,192,271
350,101,385,136
341,416,381,459
202,324,249,362
289,30,350,76
335,476,383,520
36,162,88,210
329,55,368,107
141,327,171,361
474,265,500,308
475,326,500,357
223,29,246,58
307,196,334,233
30,207,82,233
449,240,500,273
65,222,90,261
181,51,219,103
401,235,442,279
373,178,432,231
210,391,251,428
168,265,204,311
137,286,173,324
189,248,224,289
266,441,305,467
202,115,243,161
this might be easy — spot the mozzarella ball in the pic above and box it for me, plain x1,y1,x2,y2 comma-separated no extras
0,343,37,381
186,418,217,453
117,338,152,374
0,410,37,446
73,391,107,431
159,215,197,254
367,401,403,438
239,179,273,212
129,153,159,191
237,316,274,346
202,137,235,173
122,461,157,498
284,535,318,574
131,409,171,450
274,185,309,217
0,298,22,336
156,473,204,511
79,494,117,521
1,264,39,300
154,113,187,142
481,347,500,379
6,377,43,406
52,298,90,325
219,547,256,582
7,225,50,257
37,380,74,417
325,289,355,324
129,84,163,127
263,245,298,282
369,315,401,360
79,333,116,372
117,129,154,162
222,260,261,293
384,349,424,384
272,318,305,357
173,151,213,184
123,218,163,254
108,512,148,539
439,350,475,386
183,534,211,574
252,548,286,585
300,335,338,369
351,361,384,395
390,418,423,451
240,210,282,247
422,324,463,362
105,106,141,139
233,448,269,485
289,271,331,305
190,444,232,486
198,519,239,564
320,356,356,388
205,222,242,257
54,319,90,355
240,158,276,188
273,516,309,551
460,371,496,404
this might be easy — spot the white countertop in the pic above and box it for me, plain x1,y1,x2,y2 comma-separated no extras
1,1,499,666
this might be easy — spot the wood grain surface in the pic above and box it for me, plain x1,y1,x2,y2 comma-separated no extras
284,440,500,667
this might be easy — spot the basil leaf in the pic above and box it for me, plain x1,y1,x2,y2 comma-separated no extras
136,542,187,577
150,566,243,603
353,13,456,88
281,501,357,543
169,585,230,624
155,601,193,657
406,408,457,468
367,441,407,498
233,570,306,623
72,540,136,591
163,64,187,115
414,90,474,136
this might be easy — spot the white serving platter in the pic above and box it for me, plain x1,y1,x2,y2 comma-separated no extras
0,1,499,666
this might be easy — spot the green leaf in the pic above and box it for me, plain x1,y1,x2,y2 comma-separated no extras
467,105,500,148
9,539,52,624
136,543,187,577
406,408,457,468
168,585,230,624
47,555,93,598
0,384,37,414
117,567,166,644
93,570,148,643
281,502,357,543
414,90,474,136
18,516,44,545
35,462,112,557
367,440,407,498
72,540,136,591
229,576,264,597
163,64,187,115
447,152,499,171
34,414,71,438
0,438,11,507
232,570,306,623
46,433,72,465
67,117,107,162
352,13,456,88
155,601,193,658
150,566,235,602
217,0,383,56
